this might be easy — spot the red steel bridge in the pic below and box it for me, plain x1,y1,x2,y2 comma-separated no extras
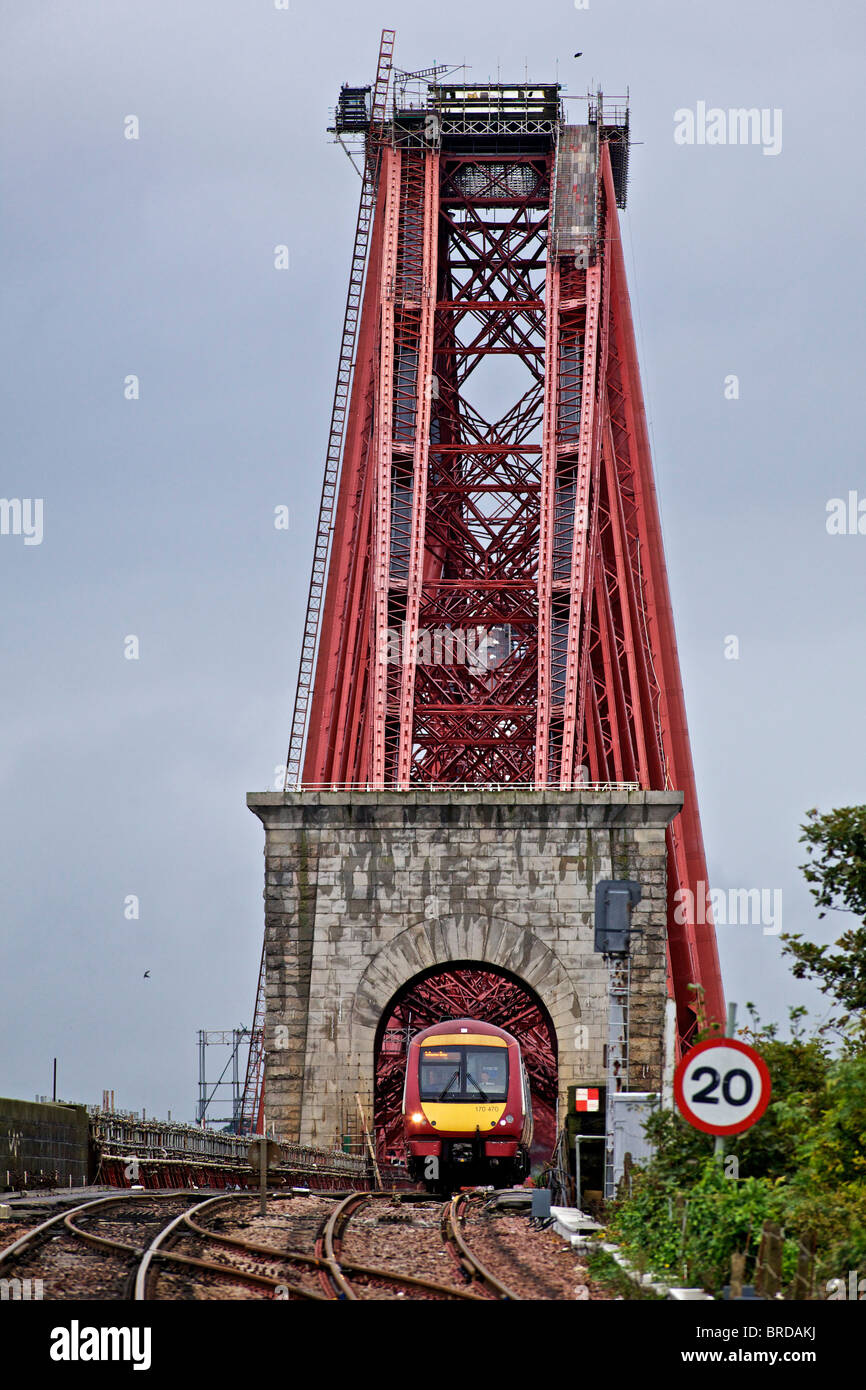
241,31,724,1143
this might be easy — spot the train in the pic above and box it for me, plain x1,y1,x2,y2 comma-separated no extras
402,1018,533,1191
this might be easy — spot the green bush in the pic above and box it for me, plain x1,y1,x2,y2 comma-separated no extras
609,1157,788,1290
606,803,866,1295
606,1018,866,1294
777,1181,866,1285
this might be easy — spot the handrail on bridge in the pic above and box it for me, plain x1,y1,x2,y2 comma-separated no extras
283,780,642,794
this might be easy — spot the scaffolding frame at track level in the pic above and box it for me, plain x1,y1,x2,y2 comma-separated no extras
269,49,724,1073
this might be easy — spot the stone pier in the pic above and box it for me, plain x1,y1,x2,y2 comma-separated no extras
247,789,682,1148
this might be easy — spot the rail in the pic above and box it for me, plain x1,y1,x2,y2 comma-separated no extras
316,1191,485,1300
0,1191,190,1271
133,1192,325,1301
441,1191,522,1300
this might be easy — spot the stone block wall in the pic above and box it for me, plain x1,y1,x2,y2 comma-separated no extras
247,789,682,1149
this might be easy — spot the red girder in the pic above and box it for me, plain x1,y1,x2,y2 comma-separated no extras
294,87,724,1047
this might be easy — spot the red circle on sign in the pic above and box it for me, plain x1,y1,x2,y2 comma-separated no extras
674,1038,771,1136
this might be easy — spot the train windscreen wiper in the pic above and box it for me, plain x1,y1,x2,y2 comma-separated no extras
438,1070,460,1100
465,1073,488,1101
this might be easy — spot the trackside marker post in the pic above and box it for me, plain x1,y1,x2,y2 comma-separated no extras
247,1138,281,1216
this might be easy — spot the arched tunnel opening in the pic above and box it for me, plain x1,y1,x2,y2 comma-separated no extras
373,962,558,1172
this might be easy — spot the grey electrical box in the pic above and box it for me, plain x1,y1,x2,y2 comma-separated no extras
531,1189,552,1221
594,880,641,953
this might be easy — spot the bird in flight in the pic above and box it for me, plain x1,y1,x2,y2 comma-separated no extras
143,970,151,979
574,52,583,57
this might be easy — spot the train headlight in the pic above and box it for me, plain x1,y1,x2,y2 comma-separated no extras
505,1114,514,1124
410,1112,424,1125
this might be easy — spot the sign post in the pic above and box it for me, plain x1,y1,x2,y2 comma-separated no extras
247,1137,281,1216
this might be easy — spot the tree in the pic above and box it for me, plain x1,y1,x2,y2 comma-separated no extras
781,806,866,1028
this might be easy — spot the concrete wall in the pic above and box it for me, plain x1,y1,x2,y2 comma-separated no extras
247,789,682,1149
0,1099,90,1188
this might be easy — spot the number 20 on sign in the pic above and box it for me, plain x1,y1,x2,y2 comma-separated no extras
674,1038,771,1136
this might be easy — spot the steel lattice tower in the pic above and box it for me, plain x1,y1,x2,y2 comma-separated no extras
241,33,724,1135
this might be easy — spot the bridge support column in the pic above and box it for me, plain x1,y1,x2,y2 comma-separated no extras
247,789,682,1151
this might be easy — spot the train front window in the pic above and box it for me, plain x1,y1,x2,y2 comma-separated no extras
418,1045,509,1102
465,1048,508,1099
419,1049,461,1099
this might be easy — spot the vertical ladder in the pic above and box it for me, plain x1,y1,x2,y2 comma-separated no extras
250,29,396,1142
285,29,396,788
603,954,630,1199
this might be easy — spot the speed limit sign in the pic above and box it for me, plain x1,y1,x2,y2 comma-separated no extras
674,1038,771,1136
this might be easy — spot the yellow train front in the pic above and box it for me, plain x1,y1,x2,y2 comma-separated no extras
402,1018,533,1191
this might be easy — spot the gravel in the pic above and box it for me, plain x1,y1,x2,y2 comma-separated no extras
0,1189,616,1301
461,1200,604,1300
339,1199,476,1299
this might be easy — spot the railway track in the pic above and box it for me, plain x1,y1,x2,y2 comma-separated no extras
316,1189,523,1300
315,1191,478,1300
134,1191,334,1300
0,1189,341,1301
440,1191,523,1300
0,1191,207,1299
0,1187,528,1300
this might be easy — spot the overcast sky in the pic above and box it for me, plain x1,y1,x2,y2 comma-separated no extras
2,0,864,1122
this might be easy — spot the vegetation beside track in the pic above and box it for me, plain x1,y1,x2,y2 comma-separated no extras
585,1249,664,1300
605,805,866,1297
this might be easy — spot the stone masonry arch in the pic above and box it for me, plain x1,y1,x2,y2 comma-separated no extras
372,955,561,1163
350,913,580,1086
